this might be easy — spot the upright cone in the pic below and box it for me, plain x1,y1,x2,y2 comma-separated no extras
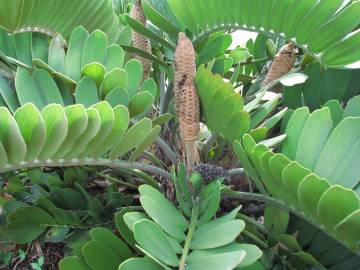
262,43,297,93
174,33,200,171
130,0,152,79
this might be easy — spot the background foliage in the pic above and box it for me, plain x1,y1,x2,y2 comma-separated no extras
0,0,360,269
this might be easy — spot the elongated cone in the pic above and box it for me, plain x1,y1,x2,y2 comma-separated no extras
262,43,297,93
174,33,199,171
130,0,152,79
174,33,196,111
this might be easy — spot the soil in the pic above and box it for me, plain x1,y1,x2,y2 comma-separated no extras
5,243,64,270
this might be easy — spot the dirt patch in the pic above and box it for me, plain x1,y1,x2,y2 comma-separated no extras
4,242,64,270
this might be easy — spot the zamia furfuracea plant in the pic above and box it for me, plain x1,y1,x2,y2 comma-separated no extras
174,33,200,171
59,226,133,270
195,65,250,142
1,168,133,245
0,101,161,174
0,0,120,41
0,26,157,119
234,96,360,254
121,166,261,270
167,0,360,68
59,164,262,270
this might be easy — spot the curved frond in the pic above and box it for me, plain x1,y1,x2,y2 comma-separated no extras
0,0,119,41
234,96,360,254
0,27,157,117
0,102,160,173
168,0,360,68
57,175,262,270
120,183,261,270
283,63,360,111
195,65,250,142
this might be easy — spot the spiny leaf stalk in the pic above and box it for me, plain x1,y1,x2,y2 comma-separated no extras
0,102,161,174
0,158,172,180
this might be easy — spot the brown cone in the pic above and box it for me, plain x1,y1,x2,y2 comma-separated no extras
262,43,297,93
130,0,152,79
174,33,196,112
174,33,199,171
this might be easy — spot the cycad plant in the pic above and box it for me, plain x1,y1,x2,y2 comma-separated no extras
58,166,262,270
1,1,360,270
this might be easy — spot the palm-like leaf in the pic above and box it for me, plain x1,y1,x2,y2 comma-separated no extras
1,183,132,246
59,227,133,270
284,63,360,110
118,183,262,270
0,102,160,173
144,0,180,31
234,96,360,256
0,0,120,41
195,65,250,142
59,175,262,270
0,27,157,117
167,0,360,68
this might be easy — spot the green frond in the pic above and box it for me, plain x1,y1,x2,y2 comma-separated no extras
58,180,262,270
0,102,160,173
195,65,250,142
0,27,157,117
0,0,119,41
168,0,360,68
234,95,360,254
